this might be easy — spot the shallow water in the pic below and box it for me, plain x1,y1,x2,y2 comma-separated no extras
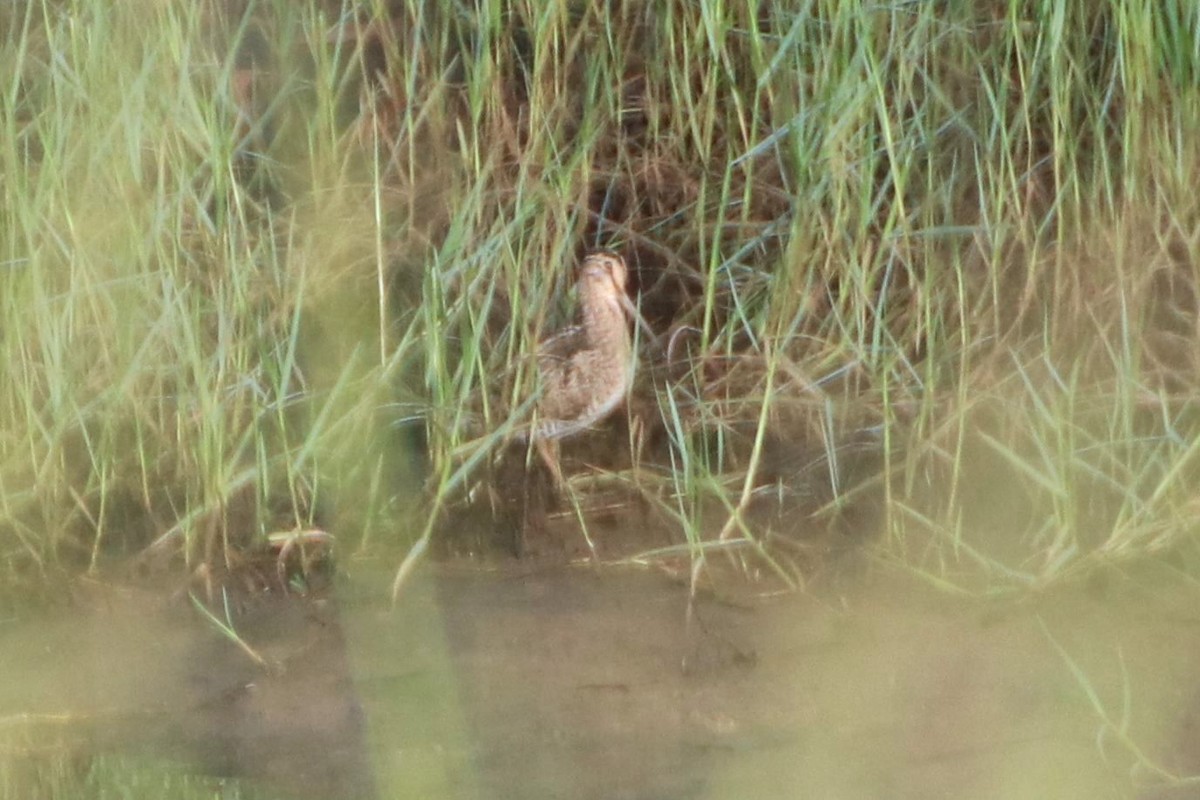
2,558,1200,799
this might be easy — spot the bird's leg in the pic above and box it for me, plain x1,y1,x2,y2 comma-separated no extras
535,437,566,491
512,438,559,557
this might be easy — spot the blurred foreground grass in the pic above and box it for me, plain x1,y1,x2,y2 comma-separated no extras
0,749,268,800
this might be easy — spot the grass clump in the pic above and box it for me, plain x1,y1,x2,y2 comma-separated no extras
0,0,1198,594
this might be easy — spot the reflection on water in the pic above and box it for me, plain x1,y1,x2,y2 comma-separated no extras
0,583,375,800
2,560,1200,799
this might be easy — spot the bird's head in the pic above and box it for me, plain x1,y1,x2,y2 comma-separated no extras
578,252,628,299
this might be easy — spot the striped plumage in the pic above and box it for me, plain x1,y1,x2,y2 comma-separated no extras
531,252,634,442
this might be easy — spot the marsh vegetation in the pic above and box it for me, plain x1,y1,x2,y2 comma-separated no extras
2,0,1200,796
4,0,1199,591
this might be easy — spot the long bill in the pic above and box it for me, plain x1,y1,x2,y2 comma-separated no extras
618,292,661,350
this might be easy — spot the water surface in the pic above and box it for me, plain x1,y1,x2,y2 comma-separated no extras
2,558,1199,799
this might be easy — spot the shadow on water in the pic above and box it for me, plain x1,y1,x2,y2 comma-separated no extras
3,553,1200,799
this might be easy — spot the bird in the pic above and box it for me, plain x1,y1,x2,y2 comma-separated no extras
523,251,636,486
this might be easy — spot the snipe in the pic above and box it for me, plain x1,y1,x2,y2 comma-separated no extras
524,252,635,484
